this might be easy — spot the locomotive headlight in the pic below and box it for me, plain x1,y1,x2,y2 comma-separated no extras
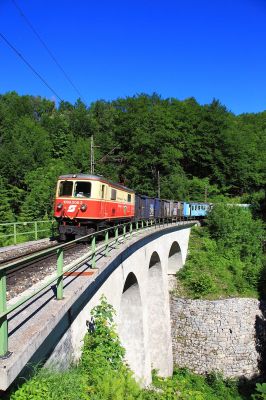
57,202,63,210
80,203,87,212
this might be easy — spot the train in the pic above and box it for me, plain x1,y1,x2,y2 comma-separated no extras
54,174,210,241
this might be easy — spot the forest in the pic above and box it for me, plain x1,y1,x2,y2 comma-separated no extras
0,91,265,223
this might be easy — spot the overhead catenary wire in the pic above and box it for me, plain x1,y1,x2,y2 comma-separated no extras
0,31,63,102
12,0,85,103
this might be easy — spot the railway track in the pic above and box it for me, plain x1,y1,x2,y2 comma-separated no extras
0,241,78,269
0,239,58,264
3,241,88,301
1,228,116,301
0,244,57,267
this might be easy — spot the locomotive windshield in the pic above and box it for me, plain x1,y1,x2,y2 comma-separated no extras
58,180,92,197
59,181,73,197
74,181,91,198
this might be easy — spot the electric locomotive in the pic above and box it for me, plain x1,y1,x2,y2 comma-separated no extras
54,174,135,241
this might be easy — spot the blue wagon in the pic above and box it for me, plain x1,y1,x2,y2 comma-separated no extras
135,194,155,219
183,202,210,218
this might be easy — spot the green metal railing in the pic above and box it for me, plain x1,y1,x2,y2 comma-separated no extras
0,220,54,246
0,217,194,357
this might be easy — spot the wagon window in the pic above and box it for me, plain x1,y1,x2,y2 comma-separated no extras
74,181,91,198
192,205,194,210
127,194,131,203
59,181,73,197
111,188,117,200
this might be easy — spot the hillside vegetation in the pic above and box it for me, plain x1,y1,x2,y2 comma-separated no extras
177,204,265,299
0,92,265,223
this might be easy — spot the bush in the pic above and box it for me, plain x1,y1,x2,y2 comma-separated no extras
252,383,266,399
150,368,242,400
177,204,265,299
10,368,89,400
187,274,215,297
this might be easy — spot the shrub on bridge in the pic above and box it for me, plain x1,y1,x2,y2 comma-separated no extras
79,295,142,399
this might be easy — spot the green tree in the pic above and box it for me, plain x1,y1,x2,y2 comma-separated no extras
0,116,52,188
207,204,264,263
20,160,67,220
0,177,14,223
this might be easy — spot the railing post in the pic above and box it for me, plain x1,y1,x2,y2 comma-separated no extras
114,227,119,248
13,223,17,245
34,221,38,240
130,223,133,238
56,248,64,300
91,235,96,268
136,221,139,234
123,225,126,240
141,220,144,229
0,270,8,357
146,220,149,228
105,231,109,256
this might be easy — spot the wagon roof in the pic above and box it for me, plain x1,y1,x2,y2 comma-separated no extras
58,174,134,193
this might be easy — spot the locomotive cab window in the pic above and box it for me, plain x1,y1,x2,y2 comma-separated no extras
111,188,117,200
74,181,91,198
59,181,73,197
127,194,131,203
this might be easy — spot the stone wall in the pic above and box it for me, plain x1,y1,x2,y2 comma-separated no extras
170,297,266,378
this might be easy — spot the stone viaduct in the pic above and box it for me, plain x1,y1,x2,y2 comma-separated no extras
0,222,194,390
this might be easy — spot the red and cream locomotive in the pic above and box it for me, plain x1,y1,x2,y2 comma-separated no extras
54,174,135,240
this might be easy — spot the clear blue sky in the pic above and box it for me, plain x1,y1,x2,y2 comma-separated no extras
0,0,266,114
